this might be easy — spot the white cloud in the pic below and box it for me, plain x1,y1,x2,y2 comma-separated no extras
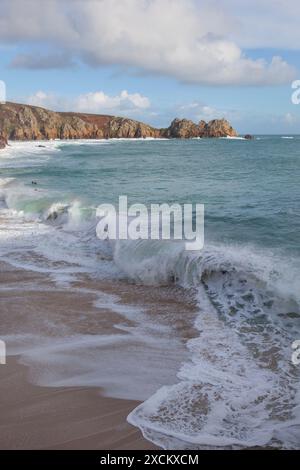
27,91,65,111
27,90,151,115
224,0,300,50
0,0,296,85
75,90,150,113
178,101,240,123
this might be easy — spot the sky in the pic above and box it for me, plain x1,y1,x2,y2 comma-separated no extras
1,0,300,133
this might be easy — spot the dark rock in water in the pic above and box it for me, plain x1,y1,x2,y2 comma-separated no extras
37,144,46,148
244,134,254,140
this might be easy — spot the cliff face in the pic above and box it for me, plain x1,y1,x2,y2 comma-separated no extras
163,118,200,138
0,132,7,149
162,118,238,138
0,102,238,142
201,119,238,138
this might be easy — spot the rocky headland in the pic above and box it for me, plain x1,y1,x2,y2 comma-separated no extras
0,102,238,147
0,131,7,149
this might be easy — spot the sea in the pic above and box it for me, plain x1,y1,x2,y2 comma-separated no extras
0,135,300,449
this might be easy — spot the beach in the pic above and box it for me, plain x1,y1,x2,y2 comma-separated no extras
0,138,299,449
1,0,300,455
0,258,153,450
0,357,156,450
0,257,196,450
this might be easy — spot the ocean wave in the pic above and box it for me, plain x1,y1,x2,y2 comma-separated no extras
2,175,299,306
125,245,300,448
1,173,300,449
220,136,246,140
113,237,299,300
117,239,300,448
0,177,114,282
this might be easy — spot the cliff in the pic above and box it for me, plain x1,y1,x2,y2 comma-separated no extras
0,102,238,143
0,132,7,149
162,118,237,138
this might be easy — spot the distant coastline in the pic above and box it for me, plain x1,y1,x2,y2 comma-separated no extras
0,102,238,145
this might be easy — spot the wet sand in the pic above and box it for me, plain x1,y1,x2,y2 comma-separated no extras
0,262,157,449
0,357,157,450
0,261,155,449
0,260,196,450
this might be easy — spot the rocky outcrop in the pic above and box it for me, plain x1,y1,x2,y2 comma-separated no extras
163,117,237,138
105,117,161,139
0,131,7,149
164,118,200,138
201,118,237,138
0,102,238,142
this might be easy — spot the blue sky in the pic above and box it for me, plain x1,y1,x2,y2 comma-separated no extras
1,0,300,134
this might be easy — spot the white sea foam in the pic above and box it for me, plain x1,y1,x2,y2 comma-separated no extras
221,135,246,140
118,239,300,448
128,270,300,448
1,139,300,449
1,283,185,400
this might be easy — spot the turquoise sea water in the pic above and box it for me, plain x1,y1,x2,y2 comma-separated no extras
0,136,300,449
1,136,299,252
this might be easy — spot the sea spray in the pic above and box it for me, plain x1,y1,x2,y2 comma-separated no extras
0,138,299,449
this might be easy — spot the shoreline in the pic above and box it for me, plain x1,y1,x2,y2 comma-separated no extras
0,356,158,450
0,258,196,450
1,143,299,449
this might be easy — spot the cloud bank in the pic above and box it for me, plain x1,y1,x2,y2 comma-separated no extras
27,90,151,116
0,0,297,85
10,53,75,70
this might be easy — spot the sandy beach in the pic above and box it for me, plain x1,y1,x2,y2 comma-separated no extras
0,257,196,450
1,0,300,452
0,259,159,449
0,357,157,450
1,134,299,449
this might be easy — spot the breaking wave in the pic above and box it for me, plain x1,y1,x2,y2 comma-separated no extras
1,170,300,450
118,240,300,448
